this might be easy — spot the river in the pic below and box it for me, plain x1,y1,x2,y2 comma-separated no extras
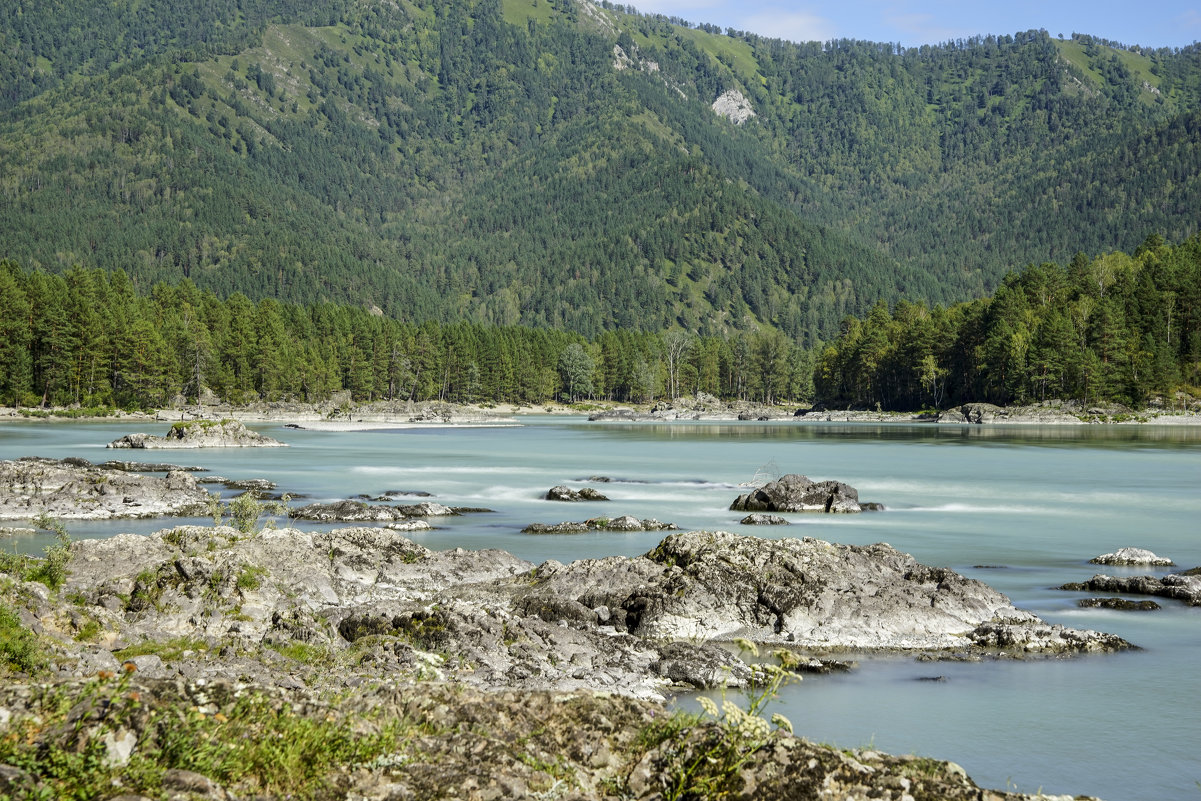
2,416,1199,801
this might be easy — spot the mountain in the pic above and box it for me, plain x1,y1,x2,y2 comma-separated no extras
1,0,1198,343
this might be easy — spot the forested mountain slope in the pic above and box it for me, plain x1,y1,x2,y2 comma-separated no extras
1,0,1198,342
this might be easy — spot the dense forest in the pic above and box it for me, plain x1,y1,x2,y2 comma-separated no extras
814,235,1201,410
0,259,813,410
1,0,1199,344
2,236,1197,412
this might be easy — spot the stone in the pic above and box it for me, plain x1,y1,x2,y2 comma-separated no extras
1077,597,1161,611
741,513,789,525
546,485,610,502
1061,572,1201,606
730,473,865,514
1089,547,1175,567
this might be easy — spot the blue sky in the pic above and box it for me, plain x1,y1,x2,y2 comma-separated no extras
623,1,1201,49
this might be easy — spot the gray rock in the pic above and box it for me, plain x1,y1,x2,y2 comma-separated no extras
1061,572,1201,606
108,419,286,449
1077,597,1161,611
546,486,610,502
522,530,1127,655
730,473,864,514
522,516,677,534
740,513,789,525
1089,547,1175,567
0,458,212,520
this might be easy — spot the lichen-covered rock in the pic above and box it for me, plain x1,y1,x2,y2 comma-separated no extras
730,473,863,513
1089,547,1175,566
0,458,211,520
108,419,286,449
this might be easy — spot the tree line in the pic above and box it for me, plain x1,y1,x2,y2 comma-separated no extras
813,235,1201,410
0,259,813,410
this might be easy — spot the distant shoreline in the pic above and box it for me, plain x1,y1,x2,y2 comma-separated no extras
2,397,1199,426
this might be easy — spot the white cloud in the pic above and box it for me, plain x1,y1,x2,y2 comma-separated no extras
739,10,836,42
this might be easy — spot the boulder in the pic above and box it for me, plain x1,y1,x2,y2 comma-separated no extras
108,419,286,449
730,473,863,514
1089,547,1175,567
546,486,610,502
740,513,789,525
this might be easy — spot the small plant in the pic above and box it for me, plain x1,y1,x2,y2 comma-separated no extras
235,563,268,591
25,514,72,590
0,602,46,675
640,640,798,801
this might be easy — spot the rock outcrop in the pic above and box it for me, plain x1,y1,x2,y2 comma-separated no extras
0,457,211,520
14,528,1129,712
108,419,286,449
730,474,866,514
546,485,610,502
527,531,1129,654
1078,597,1161,610
1061,571,1201,606
1089,547,1175,566
522,516,677,534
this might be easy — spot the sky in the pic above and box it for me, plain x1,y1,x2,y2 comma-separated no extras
622,1,1201,49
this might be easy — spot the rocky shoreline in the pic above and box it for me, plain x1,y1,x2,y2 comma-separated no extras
1,522,1126,799
4,394,1200,427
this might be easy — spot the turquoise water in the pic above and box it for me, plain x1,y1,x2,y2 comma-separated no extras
2,417,1199,800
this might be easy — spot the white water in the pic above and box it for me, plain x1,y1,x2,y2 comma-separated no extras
2,417,1199,800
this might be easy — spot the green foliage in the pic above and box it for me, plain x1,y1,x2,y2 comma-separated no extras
0,675,418,800
0,601,46,676
637,641,796,800
1,4,1196,350
815,235,1201,409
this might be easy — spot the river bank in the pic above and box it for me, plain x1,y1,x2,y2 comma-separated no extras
3,520,1126,800
3,393,1201,428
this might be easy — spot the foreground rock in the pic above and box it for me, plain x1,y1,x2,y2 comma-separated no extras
730,473,869,514
4,526,1128,722
1061,571,1201,606
0,457,211,520
108,419,286,449
0,675,1090,801
522,516,678,534
1089,547,1175,566
531,531,1130,654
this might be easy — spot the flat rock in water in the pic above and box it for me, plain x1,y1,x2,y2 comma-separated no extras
108,419,286,449
522,516,677,534
1078,597,1161,611
730,473,864,513
1061,572,1201,606
1089,547,1175,566
0,457,211,520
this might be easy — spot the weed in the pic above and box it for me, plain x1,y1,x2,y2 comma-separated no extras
0,602,45,675
235,564,268,591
